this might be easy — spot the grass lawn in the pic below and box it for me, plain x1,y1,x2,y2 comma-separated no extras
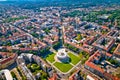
46,52,81,73
68,53,80,65
54,62,73,73
46,53,55,63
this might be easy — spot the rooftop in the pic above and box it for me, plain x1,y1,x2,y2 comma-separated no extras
114,44,120,55
0,69,13,80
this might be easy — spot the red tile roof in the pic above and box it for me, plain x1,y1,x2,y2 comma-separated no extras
85,61,104,73
48,73,57,80
103,72,120,80
85,51,104,73
69,69,80,80
114,44,120,55
105,52,112,57
102,26,109,30
85,50,120,80
0,53,17,64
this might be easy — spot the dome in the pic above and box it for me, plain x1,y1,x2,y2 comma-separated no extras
56,48,70,63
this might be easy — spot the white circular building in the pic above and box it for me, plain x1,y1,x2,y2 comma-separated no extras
56,48,69,63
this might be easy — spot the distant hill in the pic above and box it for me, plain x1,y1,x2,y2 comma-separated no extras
5,0,120,3
2,0,120,5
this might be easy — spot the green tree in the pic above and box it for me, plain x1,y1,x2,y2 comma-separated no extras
76,34,82,41
52,42,61,50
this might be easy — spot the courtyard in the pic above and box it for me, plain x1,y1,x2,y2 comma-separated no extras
45,50,81,73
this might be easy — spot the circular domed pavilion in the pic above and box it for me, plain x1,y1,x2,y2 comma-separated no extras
55,48,70,63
